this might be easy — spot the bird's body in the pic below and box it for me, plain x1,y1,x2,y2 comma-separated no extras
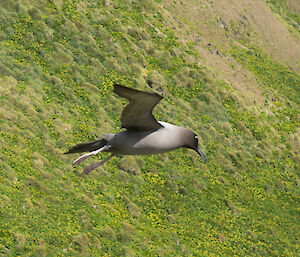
65,85,206,174
104,122,191,155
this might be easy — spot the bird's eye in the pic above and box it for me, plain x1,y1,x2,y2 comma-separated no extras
195,135,198,139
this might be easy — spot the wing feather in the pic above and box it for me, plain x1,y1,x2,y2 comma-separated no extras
113,84,163,131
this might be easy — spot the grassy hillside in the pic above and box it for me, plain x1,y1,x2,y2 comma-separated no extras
0,0,299,256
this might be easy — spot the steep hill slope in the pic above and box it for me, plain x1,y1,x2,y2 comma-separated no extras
0,0,299,256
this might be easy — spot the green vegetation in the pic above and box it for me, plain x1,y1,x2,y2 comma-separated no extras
0,0,299,256
231,46,300,104
265,0,300,29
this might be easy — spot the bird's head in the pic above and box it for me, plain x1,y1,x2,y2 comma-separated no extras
183,130,207,162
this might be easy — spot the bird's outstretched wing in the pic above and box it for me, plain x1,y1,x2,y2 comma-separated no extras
113,84,164,131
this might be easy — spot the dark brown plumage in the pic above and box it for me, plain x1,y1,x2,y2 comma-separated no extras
114,84,163,131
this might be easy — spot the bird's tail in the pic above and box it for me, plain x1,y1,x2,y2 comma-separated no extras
64,139,107,154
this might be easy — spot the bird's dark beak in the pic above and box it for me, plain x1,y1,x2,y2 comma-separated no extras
196,146,207,162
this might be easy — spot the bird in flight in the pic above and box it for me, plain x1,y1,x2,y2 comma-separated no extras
65,84,206,174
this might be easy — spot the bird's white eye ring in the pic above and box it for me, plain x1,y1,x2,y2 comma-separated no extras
195,135,198,139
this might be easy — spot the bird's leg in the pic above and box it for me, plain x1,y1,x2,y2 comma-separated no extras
82,153,116,175
72,145,111,166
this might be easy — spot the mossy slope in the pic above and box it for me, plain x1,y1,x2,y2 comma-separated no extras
0,0,299,256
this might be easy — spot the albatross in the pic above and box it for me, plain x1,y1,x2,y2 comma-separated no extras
65,84,206,174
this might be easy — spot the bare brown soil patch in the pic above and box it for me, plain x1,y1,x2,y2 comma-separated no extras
163,0,300,72
287,0,300,14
